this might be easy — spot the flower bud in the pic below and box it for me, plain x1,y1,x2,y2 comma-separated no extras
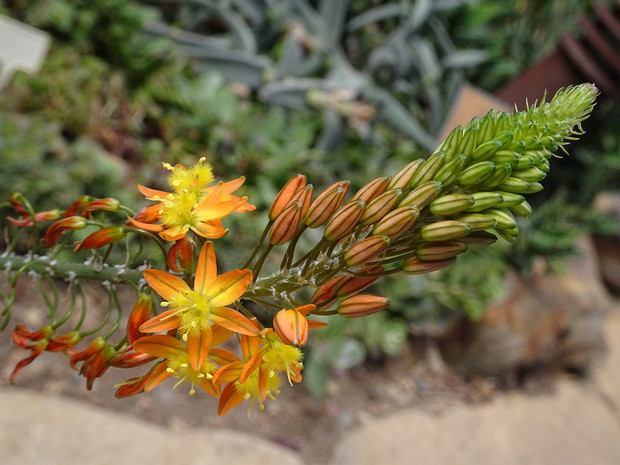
481,163,512,188
410,151,446,189
344,236,390,267
44,216,88,247
429,193,474,215
399,181,443,210
311,276,346,307
416,241,468,261
269,174,307,221
471,139,502,160
8,209,60,227
402,256,456,274
455,124,478,157
387,159,424,190
454,213,498,230
436,126,463,155
273,309,309,346
335,266,383,297
458,161,496,185
492,150,519,166
465,192,504,212
434,154,468,186
305,180,350,228
509,200,533,217
64,195,94,217
497,177,543,194
373,206,419,239
127,294,154,345
496,192,525,208
337,294,389,318
352,176,392,204
477,110,496,142
166,237,196,273
73,226,127,252
324,199,366,240
485,208,517,230
420,220,471,241
82,198,121,216
360,188,402,226
270,201,304,245
457,230,498,246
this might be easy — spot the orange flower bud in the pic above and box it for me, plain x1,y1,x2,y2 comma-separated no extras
334,266,383,297
166,237,196,273
269,174,307,221
372,206,419,239
360,188,403,225
74,226,127,252
126,294,154,345
64,195,94,217
351,176,391,204
398,181,443,209
269,201,304,245
415,241,468,261
126,206,160,226
273,309,309,346
337,294,390,318
46,331,82,353
289,184,313,219
324,199,366,240
82,197,120,216
304,180,350,228
388,159,424,190
310,276,346,307
8,209,60,227
344,236,390,267
44,216,88,247
402,256,456,274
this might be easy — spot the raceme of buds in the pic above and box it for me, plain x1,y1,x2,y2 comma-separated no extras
273,309,309,346
324,199,366,240
305,180,350,228
344,236,390,267
270,201,304,245
337,294,390,318
268,174,307,221
74,226,127,252
44,216,88,247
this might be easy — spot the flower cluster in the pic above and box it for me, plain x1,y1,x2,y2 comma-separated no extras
0,84,598,415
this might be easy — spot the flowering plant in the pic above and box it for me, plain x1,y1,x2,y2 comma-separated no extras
0,84,598,414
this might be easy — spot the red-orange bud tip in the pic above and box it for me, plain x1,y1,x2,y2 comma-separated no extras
337,294,390,318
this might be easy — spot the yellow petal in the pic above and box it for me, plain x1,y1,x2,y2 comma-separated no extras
143,269,189,301
207,269,252,307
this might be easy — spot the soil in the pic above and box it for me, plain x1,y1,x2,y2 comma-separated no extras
0,279,560,465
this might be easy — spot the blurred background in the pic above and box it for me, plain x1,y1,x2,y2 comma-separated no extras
1,1,620,463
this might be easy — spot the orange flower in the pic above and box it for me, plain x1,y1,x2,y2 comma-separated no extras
140,241,258,371
127,159,255,241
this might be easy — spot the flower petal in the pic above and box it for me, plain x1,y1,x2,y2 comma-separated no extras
192,221,228,239
211,306,259,337
137,184,170,199
240,348,263,383
194,241,217,293
187,326,212,371
143,269,190,301
126,216,163,232
213,360,245,384
139,310,182,333
144,362,172,392
207,269,252,307
308,319,329,329
133,335,185,358
218,382,245,416
208,348,240,366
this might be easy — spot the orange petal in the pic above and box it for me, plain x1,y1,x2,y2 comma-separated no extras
240,333,260,361
143,269,189,301
218,382,245,415
133,335,184,358
308,319,329,329
198,377,220,397
194,241,217,293
213,360,245,384
240,349,263,383
219,176,245,195
126,216,163,232
197,182,223,210
159,224,189,241
211,325,235,346
192,222,228,239
258,366,268,401
207,269,252,307
208,348,240,366
137,184,170,200
296,304,316,316
144,362,172,392
187,327,212,371
139,309,182,333
211,306,259,337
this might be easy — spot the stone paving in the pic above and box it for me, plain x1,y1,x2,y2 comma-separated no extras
2,311,619,465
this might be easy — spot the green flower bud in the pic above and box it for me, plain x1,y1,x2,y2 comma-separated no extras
434,154,468,185
429,193,474,215
410,152,447,189
458,161,496,185
373,206,420,239
481,163,513,188
492,150,519,166
509,200,533,217
399,181,443,210
465,192,504,212
457,230,498,246
360,188,402,226
512,167,547,182
454,213,498,230
497,177,543,194
471,139,502,160
485,208,517,230
421,220,471,241
496,192,525,208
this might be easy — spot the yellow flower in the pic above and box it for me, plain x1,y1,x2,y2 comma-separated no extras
139,241,259,371
128,158,255,241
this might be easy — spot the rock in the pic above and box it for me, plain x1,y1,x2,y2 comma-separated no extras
592,191,620,295
330,378,620,465
0,388,304,465
439,236,611,375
